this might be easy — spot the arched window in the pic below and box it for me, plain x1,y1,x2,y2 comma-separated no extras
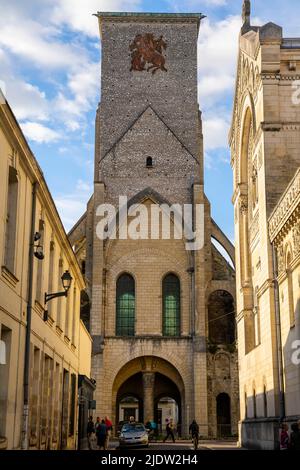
208,290,235,344
116,274,135,336
162,274,180,336
146,156,153,167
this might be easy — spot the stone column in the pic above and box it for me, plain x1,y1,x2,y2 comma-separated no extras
142,372,155,423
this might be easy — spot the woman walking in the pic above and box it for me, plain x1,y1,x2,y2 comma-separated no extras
96,419,107,450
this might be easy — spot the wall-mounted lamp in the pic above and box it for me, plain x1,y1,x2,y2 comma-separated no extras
43,270,73,321
33,232,44,260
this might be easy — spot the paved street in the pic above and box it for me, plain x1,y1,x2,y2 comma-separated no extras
103,439,242,451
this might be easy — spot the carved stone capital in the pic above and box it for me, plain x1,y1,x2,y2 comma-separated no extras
239,195,248,214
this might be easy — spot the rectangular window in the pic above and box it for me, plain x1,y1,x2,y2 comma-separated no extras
72,288,77,345
36,219,45,303
253,287,261,347
61,369,69,449
47,240,55,318
56,258,64,328
29,347,40,443
69,374,76,437
0,325,12,437
4,167,18,273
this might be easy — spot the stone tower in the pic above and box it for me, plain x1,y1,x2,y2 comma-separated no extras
230,2,300,449
70,12,238,437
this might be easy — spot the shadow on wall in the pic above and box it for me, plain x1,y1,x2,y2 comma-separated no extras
241,298,300,450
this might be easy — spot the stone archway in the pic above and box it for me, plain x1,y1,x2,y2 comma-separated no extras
112,356,185,435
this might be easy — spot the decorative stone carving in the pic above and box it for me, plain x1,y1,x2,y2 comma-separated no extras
292,221,300,256
251,160,258,209
239,195,248,214
130,33,167,74
269,169,300,241
242,0,251,25
277,244,285,273
250,211,259,243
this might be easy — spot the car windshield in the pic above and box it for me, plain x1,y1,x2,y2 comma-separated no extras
122,423,145,433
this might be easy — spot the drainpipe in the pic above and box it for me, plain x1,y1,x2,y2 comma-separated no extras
271,242,285,422
21,182,37,449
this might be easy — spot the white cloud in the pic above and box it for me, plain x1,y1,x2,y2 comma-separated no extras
55,178,93,230
0,21,84,70
76,179,93,192
54,196,87,231
198,15,241,108
202,115,231,151
20,122,61,144
50,0,142,37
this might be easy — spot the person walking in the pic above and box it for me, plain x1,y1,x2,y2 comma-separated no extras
87,416,95,450
290,422,300,450
105,416,113,450
96,419,107,450
280,423,289,450
163,418,175,443
189,420,200,449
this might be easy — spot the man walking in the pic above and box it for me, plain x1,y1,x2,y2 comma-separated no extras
87,416,95,450
163,419,175,443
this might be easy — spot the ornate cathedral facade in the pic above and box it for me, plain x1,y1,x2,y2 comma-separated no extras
230,1,300,450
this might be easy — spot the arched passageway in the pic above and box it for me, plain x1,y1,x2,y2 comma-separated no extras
113,357,184,436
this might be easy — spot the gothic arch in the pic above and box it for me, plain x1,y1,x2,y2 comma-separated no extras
239,102,255,185
238,98,256,353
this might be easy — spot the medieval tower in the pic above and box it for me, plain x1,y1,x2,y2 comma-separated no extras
70,12,238,438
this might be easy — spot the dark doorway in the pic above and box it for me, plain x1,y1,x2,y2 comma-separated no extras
216,393,231,437
116,372,143,429
154,373,181,437
116,371,182,436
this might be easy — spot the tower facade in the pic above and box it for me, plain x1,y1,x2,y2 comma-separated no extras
230,2,300,449
70,12,238,438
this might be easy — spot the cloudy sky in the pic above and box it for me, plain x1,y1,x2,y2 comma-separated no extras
0,0,299,240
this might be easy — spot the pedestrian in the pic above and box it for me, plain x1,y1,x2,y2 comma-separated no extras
87,415,95,450
96,419,107,450
280,423,289,450
105,415,113,450
163,418,175,443
290,423,300,450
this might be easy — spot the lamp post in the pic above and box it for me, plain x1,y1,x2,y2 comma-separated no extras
43,270,73,321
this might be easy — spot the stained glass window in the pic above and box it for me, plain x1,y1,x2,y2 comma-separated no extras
116,273,135,336
163,274,180,336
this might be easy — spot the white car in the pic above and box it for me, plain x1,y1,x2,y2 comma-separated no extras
119,423,149,448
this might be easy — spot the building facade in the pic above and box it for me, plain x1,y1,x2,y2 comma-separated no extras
69,12,239,438
230,1,300,449
0,96,93,450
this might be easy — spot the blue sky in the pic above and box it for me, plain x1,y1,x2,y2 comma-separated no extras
0,0,299,240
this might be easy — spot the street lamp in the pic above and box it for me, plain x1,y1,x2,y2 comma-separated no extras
61,270,73,293
33,232,44,260
44,270,73,321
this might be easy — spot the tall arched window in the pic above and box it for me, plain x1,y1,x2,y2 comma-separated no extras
116,274,135,336
162,274,180,336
